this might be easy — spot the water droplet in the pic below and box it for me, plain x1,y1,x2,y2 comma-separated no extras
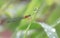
38,22,58,38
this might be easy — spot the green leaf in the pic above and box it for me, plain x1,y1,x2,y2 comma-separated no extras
17,22,42,30
55,23,60,38
30,30,48,38
24,0,43,16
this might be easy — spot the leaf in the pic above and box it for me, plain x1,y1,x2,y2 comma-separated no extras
55,23,60,38
24,0,43,16
17,22,42,30
29,30,48,38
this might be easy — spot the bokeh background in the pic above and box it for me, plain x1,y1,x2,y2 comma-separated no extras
0,0,60,38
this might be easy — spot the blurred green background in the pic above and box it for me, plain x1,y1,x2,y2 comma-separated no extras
0,0,60,38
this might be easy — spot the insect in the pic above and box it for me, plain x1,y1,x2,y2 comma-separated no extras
0,15,31,24
24,15,31,18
